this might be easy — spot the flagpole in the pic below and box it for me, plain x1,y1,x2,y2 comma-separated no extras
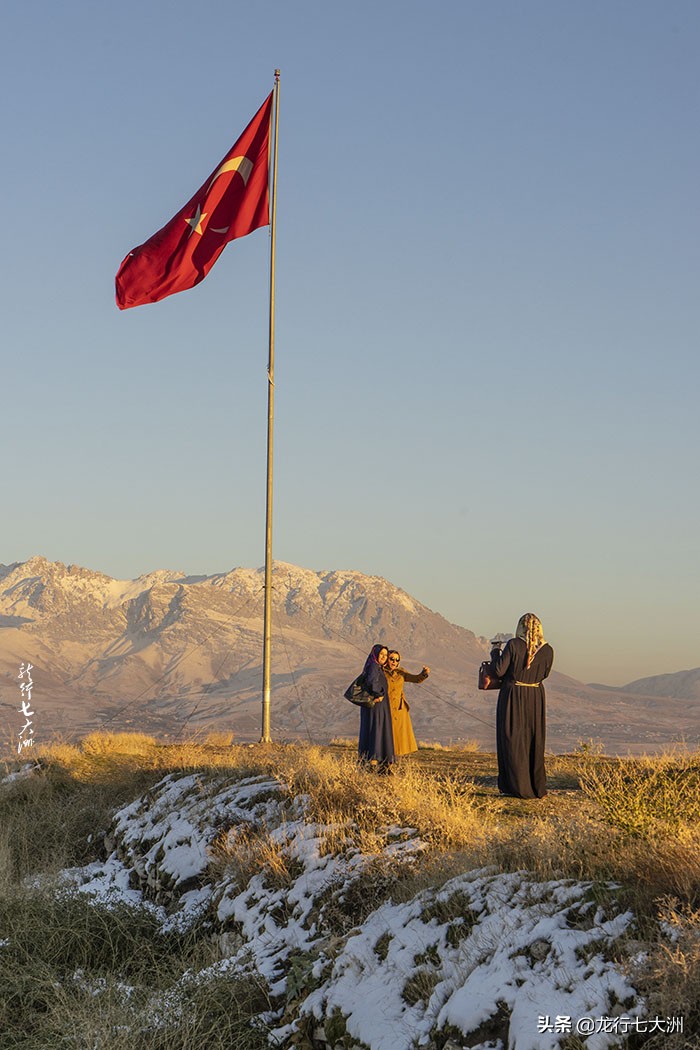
260,69,280,744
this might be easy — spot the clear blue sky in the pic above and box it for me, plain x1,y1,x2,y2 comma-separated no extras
2,0,698,685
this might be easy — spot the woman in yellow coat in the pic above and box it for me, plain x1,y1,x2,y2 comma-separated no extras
384,650,430,756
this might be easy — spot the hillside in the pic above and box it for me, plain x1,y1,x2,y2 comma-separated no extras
1,736,698,1048
619,667,700,701
1,557,698,753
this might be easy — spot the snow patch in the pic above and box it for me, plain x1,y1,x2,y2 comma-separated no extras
55,772,643,1049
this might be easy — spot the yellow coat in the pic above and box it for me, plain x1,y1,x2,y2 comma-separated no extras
385,667,427,756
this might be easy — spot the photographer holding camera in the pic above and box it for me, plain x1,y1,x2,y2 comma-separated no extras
489,613,554,799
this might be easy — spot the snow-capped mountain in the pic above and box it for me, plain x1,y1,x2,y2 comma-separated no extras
1,557,698,752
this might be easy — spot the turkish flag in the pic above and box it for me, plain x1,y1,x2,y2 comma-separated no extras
116,92,273,309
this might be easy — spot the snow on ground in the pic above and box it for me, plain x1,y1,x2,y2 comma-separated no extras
1,762,38,785
293,873,638,1050
54,770,641,1049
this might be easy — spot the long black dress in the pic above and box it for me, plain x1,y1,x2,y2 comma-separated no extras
491,637,554,799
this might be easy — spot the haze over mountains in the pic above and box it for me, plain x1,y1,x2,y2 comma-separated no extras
1,556,698,754
616,667,700,701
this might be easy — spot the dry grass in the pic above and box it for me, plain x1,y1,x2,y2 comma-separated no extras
578,749,700,835
2,733,700,1046
628,899,700,1049
573,750,700,913
417,739,482,752
210,822,304,891
3,735,699,907
268,745,486,854
202,730,236,747
80,731,159,755
0,883,271,1050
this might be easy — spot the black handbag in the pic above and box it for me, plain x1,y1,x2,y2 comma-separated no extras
344,673,380,707
478,661,503,691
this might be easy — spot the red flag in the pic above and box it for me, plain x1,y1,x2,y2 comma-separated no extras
116,93,273,310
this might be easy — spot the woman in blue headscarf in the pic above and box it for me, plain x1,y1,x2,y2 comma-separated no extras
357,643,395,771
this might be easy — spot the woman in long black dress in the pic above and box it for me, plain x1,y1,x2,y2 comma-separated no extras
490,613,554,799
357,643,395,771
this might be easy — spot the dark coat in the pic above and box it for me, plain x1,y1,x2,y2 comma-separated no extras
491,637,554,799
358,659,395,766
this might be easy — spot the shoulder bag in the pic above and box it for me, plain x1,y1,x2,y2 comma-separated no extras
478,661,503,691
344,673,380,707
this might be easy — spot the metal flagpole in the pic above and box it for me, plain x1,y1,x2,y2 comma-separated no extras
260,69,280,744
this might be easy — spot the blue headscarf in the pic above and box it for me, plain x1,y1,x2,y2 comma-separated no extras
361,638,388,680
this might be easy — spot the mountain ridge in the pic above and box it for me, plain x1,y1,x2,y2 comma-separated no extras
1,556,698,753
590,666,700,701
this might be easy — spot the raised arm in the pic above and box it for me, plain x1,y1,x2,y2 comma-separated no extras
491,643,512,678
400,666,430,684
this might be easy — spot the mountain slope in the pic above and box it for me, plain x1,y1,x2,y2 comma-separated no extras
1,556,698,753
618,667,700,701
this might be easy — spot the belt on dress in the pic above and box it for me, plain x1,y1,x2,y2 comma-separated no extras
514,680,541,687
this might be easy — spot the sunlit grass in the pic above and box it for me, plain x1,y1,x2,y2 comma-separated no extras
417,738,482,752
2,734,699,904
578,749,700,835
1,732,699,1047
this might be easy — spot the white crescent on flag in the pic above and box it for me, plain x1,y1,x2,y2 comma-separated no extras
207,156,253,191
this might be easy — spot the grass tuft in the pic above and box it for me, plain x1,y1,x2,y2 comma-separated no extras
1,733,699,1046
